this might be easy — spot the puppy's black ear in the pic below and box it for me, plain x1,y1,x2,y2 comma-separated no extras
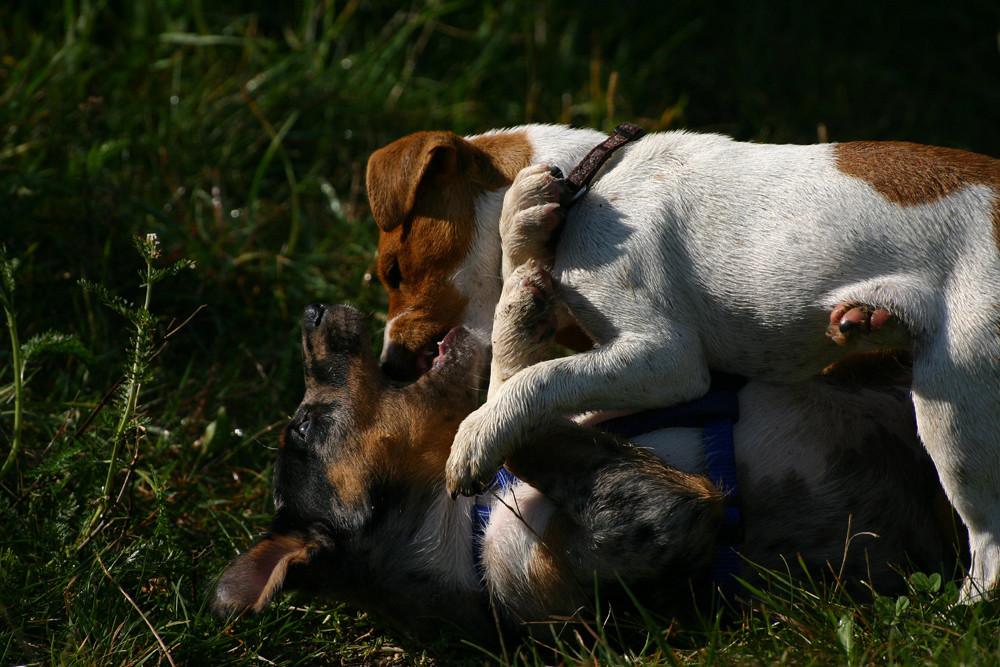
366,132,462,232
210,534,315,619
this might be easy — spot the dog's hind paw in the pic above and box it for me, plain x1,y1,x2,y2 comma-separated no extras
500,164,564,270
493,261,559,359
488,259,564,398
826,302,896,346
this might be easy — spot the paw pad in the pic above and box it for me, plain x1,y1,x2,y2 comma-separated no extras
827,302,894,345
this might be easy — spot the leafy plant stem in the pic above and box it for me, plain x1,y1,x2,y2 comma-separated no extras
0,289,24,482
81,252,154,543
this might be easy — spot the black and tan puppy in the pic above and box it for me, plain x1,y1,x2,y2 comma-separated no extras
210,299,722,637
211,267,963,639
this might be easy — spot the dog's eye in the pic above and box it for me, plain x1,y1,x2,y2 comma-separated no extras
385,259,402,290
296,418,311,438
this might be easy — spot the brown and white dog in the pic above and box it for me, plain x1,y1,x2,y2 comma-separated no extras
210,269,961,640
366,125,1000,601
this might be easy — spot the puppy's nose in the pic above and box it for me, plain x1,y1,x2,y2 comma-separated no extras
303,304,326,331
380,342,421,382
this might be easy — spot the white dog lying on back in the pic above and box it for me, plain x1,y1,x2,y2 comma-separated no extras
366,125,1000,601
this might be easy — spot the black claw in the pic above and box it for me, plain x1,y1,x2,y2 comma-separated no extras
838,317,861,333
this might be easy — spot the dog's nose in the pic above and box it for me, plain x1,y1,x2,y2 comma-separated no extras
303,304,326,331
380,342,421,382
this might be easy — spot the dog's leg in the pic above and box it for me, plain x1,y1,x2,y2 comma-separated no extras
485,420,723,621
447,325,709,496
488,260,564,398
499,164,563,280
450,164,711,496
481,265,722,619
910,306,1000,602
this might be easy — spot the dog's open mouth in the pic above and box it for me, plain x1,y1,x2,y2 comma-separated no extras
425,327,483,378
431,327,465,369
412,329,451,376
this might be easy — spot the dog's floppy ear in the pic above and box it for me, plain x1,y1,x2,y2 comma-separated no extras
366,131,463,232
210,533,316,618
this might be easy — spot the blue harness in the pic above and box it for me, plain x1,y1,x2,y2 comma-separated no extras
472,372,745,599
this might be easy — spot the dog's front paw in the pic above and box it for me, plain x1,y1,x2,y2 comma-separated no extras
826,302,897,346
446,407,508,498
500,164,564,269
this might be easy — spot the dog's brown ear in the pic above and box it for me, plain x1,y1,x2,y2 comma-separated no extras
210,534,315,618
366,131,463,232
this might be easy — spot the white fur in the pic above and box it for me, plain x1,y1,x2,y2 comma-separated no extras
451,189,505,349
480,483,558,610
438,125,1000,601
407,492,481,593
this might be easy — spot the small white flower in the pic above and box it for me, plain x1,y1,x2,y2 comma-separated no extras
145,233,161,258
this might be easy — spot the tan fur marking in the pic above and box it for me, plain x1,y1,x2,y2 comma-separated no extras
343,382,474,496
385,390,471,483
320,355,384,510
379,232,469,353
327,459,368,509
834,142,1000,248
521,517,577,613
328,403,460,510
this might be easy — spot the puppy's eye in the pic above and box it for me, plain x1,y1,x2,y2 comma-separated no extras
385,259,402,290
296,418,311,438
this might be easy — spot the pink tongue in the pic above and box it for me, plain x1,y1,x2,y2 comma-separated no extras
431,340,447,368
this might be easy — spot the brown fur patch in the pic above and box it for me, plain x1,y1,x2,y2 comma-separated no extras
326,458,369,509
834,141,1000,247
300,352,385,510
524,518,575,609
468,131,534,185
336,378,474,500
384,385,474,483
366,131,466,233
324,398,461,509
379,234,468,354
316,403,461,514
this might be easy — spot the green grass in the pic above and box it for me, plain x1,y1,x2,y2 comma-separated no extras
2,1,1000,664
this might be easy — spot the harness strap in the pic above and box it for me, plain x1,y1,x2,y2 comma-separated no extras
704,417,743,600
598,372,746,600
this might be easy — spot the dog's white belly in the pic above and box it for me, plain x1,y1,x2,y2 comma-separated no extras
553,136,1000,382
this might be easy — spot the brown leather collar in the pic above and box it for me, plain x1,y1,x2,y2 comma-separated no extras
557,122,646,209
